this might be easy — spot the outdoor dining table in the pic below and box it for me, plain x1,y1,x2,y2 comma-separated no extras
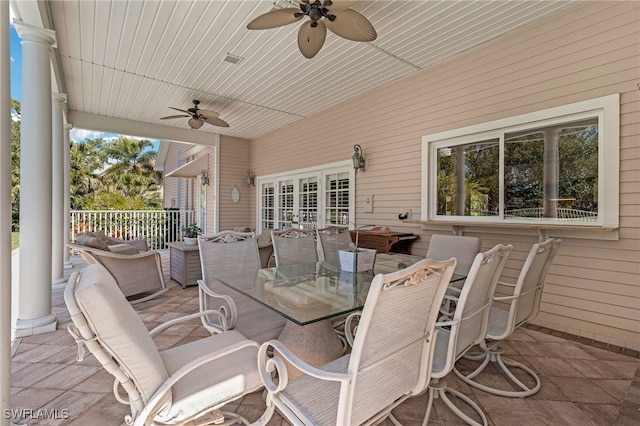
208,252,465,376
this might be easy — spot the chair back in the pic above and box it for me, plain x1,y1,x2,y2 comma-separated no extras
64,264,171,416
435,244,511,377
426,234,482,276
198,231,261,282
491,238,561,340
316,226,353,264
342,258,456,425
271,228,318,266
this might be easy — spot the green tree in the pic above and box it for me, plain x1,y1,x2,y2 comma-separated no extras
70,138,105,209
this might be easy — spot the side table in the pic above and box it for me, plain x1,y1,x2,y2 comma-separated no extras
167,241,202,288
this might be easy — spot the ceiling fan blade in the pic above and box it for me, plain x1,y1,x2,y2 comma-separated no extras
169,107,191,114
326,9,376,42
202,116,230,128
197,109,220,119
160,114,189,120
247,8,303,30
325,0,359,11
298,20,326,59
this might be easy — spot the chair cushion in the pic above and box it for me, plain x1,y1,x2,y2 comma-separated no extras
107,243,140,255
76,232,110,251
74,264,171,415
157,330,262,424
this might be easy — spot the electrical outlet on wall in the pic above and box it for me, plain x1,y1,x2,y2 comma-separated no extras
364,195,374,213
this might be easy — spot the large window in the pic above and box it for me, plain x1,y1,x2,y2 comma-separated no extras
257,163,354,232
423,95,619,227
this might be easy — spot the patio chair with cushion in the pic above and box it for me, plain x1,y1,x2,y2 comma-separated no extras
426,234,482,317
454,238,562,398
198,231,286,340
422,243,512,426
64,263,264,426
316,225,353,264
256,228,274,268
69,235,167,304
256,258,456,425
74,230,148,254
271,228,317,266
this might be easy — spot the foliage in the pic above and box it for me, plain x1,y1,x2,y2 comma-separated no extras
10,99,20,229
182,223,202,238
11,232,19,250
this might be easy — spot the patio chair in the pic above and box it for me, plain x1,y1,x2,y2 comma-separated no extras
198,231,286,341
64,263,264,426
426,234,482,317
271,228,318,266
256,257,456,425
256,228,274,268
316,225,353,264
454,238,562,398
422,243,512,426
68,243,167,304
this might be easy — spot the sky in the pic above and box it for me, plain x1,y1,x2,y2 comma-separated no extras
9,21,159,151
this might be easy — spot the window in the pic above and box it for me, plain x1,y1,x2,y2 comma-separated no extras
257,162,354,231
423,95,619,227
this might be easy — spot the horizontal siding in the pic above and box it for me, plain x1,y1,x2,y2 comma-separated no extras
218,136,252,232
251,2,640,349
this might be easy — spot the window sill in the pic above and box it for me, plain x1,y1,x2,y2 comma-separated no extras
410,220,618,241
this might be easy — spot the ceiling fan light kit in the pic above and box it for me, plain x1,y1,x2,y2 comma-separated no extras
248,0,377,59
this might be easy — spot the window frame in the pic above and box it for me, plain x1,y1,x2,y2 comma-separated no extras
421,94,619,228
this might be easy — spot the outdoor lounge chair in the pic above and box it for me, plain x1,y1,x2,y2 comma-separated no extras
68,242,167,304
422,243,512,426
256,258,456,426
454,238,562,398
64,263,264,426
271,228,317,266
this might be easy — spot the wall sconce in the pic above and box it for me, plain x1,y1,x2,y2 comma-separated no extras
200,170,210,186
246,170,255,186
352,144,366,172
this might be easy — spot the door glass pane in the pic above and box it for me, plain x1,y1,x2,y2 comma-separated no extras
325,172,350,225
278,179,294,229
261,182,275,229
298,176,318,229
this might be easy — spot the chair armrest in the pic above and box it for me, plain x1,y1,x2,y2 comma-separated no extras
258,340,350,394
135,339,260,426
149,310,227,336
197,279,238,331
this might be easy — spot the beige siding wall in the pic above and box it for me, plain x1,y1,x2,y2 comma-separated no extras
251,2,640,349
218,135,253,231
162,142,187,209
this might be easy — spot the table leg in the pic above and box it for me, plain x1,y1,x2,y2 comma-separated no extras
277,319,344,379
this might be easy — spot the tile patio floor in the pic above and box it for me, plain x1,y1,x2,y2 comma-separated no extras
7,251,640,425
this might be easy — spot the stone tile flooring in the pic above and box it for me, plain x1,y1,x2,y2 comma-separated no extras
8,252,640,425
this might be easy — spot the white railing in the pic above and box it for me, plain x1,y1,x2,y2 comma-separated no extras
70,210,195,250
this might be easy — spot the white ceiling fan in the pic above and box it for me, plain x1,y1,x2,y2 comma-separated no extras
160,100,229,129
247,0,377,59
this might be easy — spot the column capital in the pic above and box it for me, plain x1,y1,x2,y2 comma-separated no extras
52,93,67,104
13,20,57,48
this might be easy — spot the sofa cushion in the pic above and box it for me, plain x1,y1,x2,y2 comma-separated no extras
76,233,110,251
108,243,140,255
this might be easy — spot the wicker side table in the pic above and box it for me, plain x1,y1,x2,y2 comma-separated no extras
167,241,202,288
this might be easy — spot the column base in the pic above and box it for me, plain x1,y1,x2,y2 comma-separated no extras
12,313,57,338
63,261,73,269
52,276,67,285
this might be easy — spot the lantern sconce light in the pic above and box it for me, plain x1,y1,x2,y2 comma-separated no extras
246,170,255,186
352,144,366,172
200,170,210,186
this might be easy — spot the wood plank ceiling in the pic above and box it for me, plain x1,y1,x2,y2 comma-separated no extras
43,0,574,140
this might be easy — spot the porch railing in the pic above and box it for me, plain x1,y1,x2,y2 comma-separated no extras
70,210,195,250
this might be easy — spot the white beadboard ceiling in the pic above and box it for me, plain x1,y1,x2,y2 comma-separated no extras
16,0,575,140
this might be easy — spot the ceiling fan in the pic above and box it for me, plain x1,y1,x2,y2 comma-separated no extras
247,0,377,59
160,100,229,129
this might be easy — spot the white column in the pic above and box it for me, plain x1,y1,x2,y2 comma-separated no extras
51,93,67,283
1,1,13,423
63,124,72,268
13,21,57,337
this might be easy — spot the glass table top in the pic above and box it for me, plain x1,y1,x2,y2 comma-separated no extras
208,253,464,326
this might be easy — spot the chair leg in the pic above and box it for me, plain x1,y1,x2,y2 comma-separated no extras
422,379,487,426
454,344,541,398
